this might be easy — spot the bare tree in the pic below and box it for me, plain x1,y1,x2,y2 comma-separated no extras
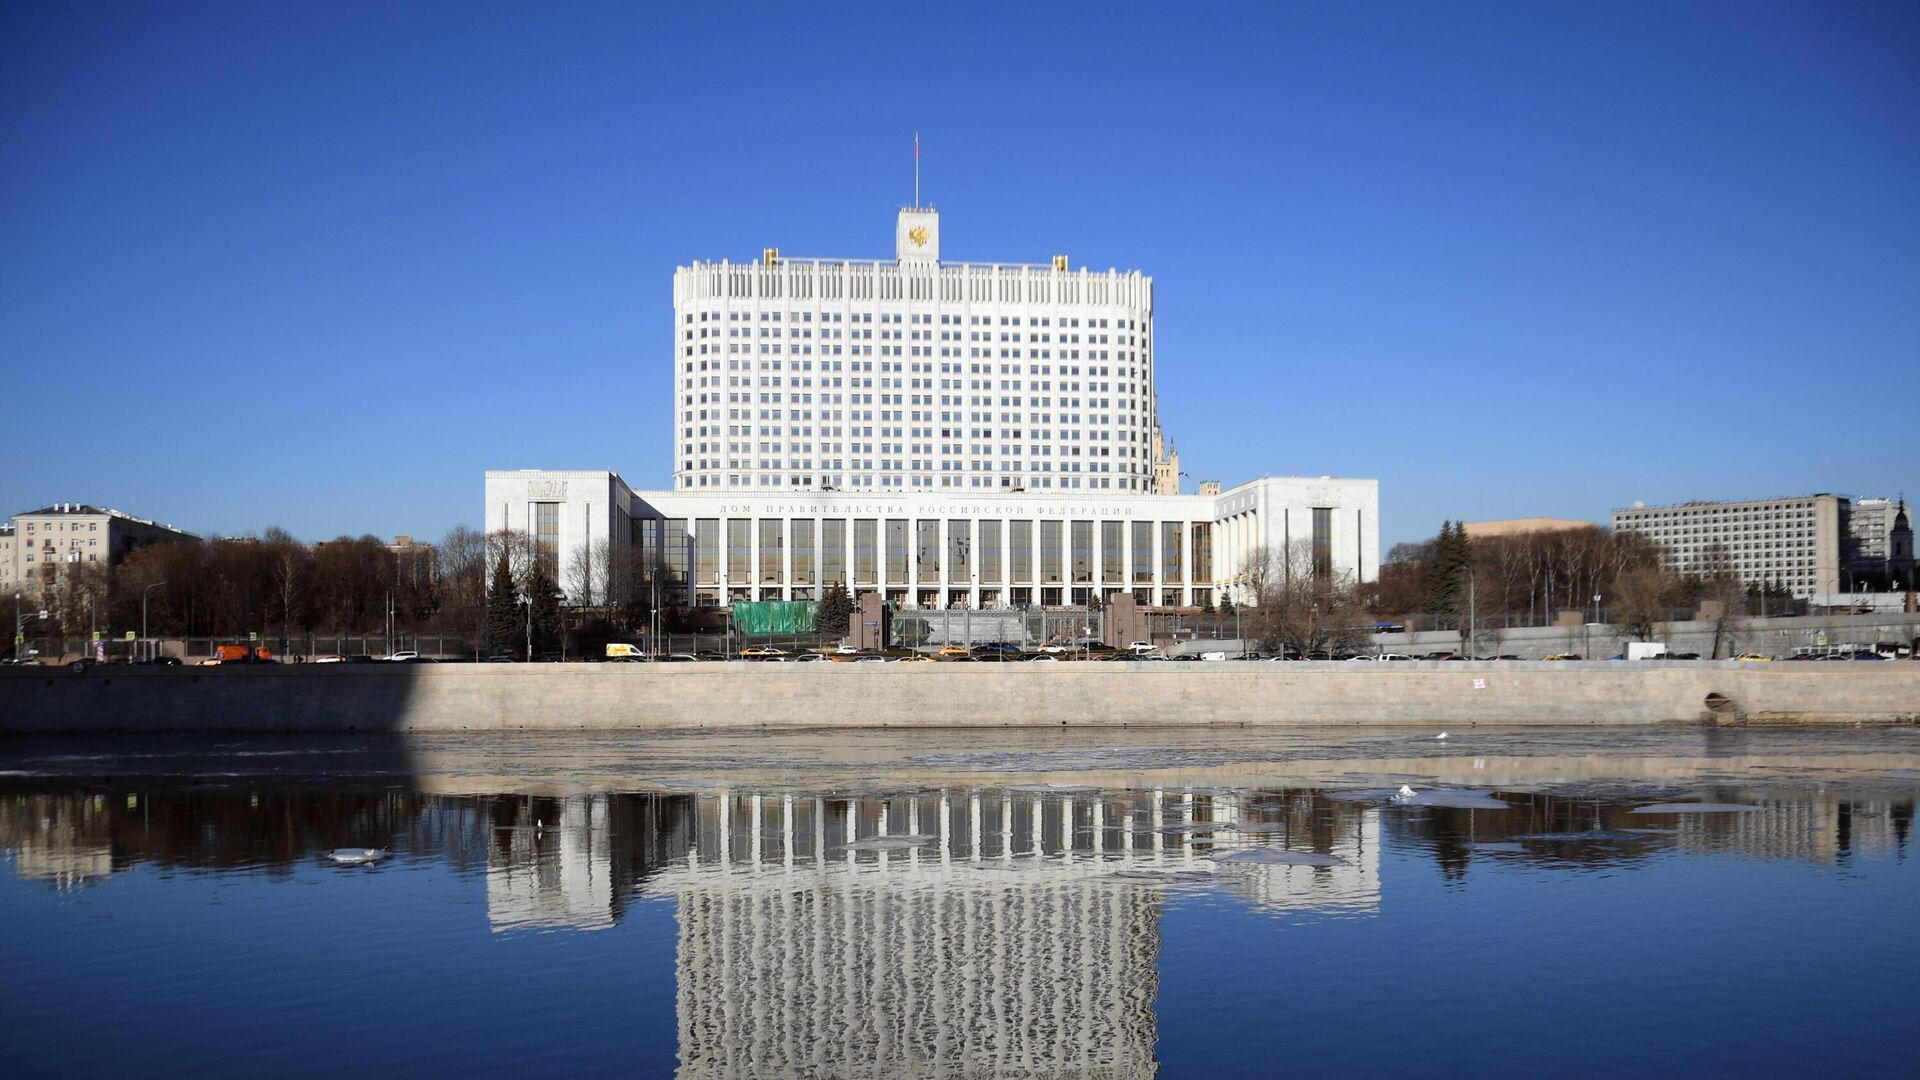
565,537,612,613
486,529,535,592
1611,567,1671,642
263,526,311,644
1244,541,1373,658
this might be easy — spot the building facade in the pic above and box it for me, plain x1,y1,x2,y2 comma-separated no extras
3,503,195,598
1844,497,1915,590
1461,516,1594,540
1611,492,1915,598
487,468,1376,609
673,205,1168,494
493,202,1380,609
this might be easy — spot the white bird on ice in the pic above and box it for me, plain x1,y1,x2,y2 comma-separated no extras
1396,785,1418,800
1435,731,1449,740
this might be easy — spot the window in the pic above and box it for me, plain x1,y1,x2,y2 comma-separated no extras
1041,520,1064,584
854,519,879,585
821,519,845,586
1132,521,1153,584
1009,520,1033,584
1312,507,1333,583
1161,521,1183,583
1101,521,1124,584
1191,522,1212,583
728,519,751,582
948,520,971,584
1071,520,1093,583
533,502,560,571
917,520,940,582
759,519,784,584
980,520,1002,585
886,519,909,584
695,519,719,584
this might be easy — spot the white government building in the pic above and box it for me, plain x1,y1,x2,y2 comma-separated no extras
486,203,1379,609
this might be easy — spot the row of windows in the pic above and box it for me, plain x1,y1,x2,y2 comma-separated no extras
683,474,1145,491
689,309,1141,331
633,516,1213,587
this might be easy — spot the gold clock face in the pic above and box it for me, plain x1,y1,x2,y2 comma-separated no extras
908,226,929,247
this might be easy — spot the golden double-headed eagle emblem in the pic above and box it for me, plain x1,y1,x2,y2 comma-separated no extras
908,226,929,247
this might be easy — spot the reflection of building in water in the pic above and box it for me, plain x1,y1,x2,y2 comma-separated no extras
483,794,694,932
1676,796,1916,864
0,793,116,890
650,788,1378,1079
486,796,616,932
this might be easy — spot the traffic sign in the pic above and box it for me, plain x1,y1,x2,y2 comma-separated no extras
124,631,137,642
248,631,259,642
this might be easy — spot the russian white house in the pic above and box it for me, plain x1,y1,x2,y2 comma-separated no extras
486,203,1379,609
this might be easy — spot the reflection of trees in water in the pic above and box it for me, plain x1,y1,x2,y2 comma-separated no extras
1382,789,1920,874
0,790,693,893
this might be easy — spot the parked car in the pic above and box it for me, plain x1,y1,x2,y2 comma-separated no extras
937,644,971,657
384,651,419,662
1125,641,1155,654
740,646,788,658
481,654,517,663
1733,654,1774,662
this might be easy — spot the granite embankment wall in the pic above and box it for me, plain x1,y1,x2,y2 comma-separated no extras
2,662,1916,733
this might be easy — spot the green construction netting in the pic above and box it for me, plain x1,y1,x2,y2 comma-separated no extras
730,600,819,636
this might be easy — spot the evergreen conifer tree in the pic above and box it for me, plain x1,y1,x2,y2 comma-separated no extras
817,582,855,638
483,553,521,653
525,560,565,653
1423,520,1474,615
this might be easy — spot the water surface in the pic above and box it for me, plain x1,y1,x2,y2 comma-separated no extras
3,727,1917,1077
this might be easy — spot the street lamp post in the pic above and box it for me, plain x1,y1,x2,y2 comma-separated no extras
142,581,168,662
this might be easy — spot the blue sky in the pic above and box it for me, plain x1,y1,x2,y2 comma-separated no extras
3,1,1915,548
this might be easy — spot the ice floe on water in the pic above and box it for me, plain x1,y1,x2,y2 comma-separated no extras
1230,822,1299,835
1155,821,1240,834
1330,786,1513,810
1213,848,1349,867
1513,831,1654,843
1103,869,1217,884
325,849,387,865
1628,802,1764,814
839,834,939,852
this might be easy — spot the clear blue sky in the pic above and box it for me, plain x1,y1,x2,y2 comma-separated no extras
3,1,1915,548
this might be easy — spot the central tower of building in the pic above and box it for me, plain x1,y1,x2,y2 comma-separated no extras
671,206,1161,494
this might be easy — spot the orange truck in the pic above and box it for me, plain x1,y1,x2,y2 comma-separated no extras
212,644,274,663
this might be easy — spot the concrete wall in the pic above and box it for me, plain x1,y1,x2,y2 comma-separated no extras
1368,611,1920,660
2,662,1916,733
